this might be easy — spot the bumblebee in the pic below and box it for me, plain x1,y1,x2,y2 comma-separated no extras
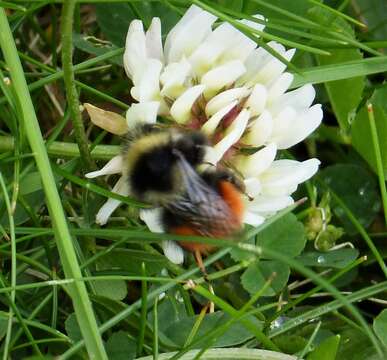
122,124,245,254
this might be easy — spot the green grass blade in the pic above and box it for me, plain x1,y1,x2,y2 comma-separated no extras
291,56,387,88
0,173,18,359
367,103,387,225
0,8,108,360
308,0,366,28
59,249,231,359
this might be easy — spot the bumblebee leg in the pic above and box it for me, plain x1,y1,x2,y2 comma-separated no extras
194,249,215,313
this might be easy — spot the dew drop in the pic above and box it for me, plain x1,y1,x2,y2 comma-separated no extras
317,255,326,264
270,316,287,330
359,187,366,196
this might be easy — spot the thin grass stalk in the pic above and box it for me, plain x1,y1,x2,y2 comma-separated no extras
367,103,387,225
0,173,17,359
137,263,148,357
318,179,387,278
0,9,108,360
0,47,124,106
18,51,129,110
0,274,42,356
61,0,95,171
59,249,231,359
175,275,278,359
267,256,367,325
8,293,53,353
153,298,159,360
297,321,321,358
269,281,387,338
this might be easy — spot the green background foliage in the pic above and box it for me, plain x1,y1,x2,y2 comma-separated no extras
0,0,386,359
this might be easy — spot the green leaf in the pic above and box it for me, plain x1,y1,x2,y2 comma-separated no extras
307,335,340,360
274,334,308,354
351,85,387,177
65,313,82,342
0,311,8,341
311,7,364,132
105,331,136,360
93,275,127,301
151,293,188,333
73,33,122,66
95,3,135,46
296,248,359,269
241,260,290,296
217,0,243,12
95,3,179,47
336,328,379,360
229,236,256,262
97,248,168,276
244,0,312,18
19,171,43,195
164,311,263,348
353,0,387,41
373,309,387,348
319,164,381,234
256,213,306,259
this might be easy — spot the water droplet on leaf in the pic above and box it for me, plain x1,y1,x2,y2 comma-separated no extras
317,255,325,264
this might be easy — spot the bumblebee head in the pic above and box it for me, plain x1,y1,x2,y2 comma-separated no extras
174,131,208,166
125,129,209,204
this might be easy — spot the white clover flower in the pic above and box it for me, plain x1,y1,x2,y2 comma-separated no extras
85,5,323,265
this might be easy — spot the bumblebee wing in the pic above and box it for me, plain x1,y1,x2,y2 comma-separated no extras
167,151,236,236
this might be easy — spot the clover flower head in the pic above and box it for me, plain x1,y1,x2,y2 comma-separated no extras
86,5,323,265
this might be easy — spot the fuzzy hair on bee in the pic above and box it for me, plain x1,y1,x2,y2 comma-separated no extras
122,123,245,253
122,124,209,204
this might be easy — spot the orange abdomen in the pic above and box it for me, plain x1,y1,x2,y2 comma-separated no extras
170,181,244,253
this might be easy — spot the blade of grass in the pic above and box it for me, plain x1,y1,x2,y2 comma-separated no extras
183,305,208,348
0,1,26,11
52,164,148,208
318,177,387,278
0,8,108,360
0,47,124,106
153,298,159,360
0,173,18,359
18,51,129,110
8,293,53,353
0,135,121,159
196,1,330,56
267,256,367,326
190,0,301,72
59,249,231,359
291,56,387,88
212,5,347,46
269,281,387,338
308,0,366,28
174,275,278,359
137,348,298,360
0,275,42,357
367,103,387,225
259,247,384,358
297,321,321,358
137,263,148,357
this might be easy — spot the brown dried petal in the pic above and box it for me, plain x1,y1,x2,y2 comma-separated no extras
84,103,128,135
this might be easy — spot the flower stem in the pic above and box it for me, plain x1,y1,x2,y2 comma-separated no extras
61,0,95,171
0,8,107,359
